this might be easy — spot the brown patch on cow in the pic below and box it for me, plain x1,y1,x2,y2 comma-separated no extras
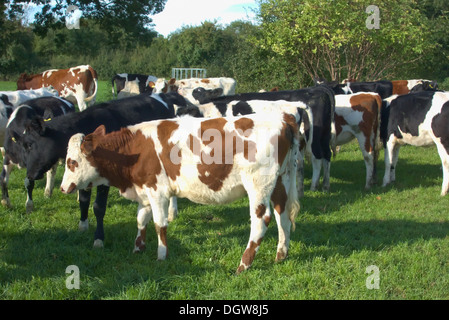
135,227,147,251
155,223,168,247
157,121,181,181
271,113,298,164
335,113,348,137
186,117,259,192
234,117,254,135
201,79,211,84
349,94,380,153
83,126,162,193
66,158,79,172
237,238,263,273
271,176,287,215
255,204,266,219
392,80,410,95
276,247,288,261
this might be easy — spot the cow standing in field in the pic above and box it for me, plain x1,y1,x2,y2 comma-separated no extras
17,65,98,111
1,97,75,210
60,111,300,274
16,92,188,246
111,73,159,99
381,91,449,195
334,92,382,188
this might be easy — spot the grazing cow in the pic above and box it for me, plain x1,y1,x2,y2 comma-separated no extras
381,91,449,195
111,73,159,99
178,86,335,194
60,111,300,274
334,92,382,188
17,92,188,246
1,97,75,210
391,80,439,95
17,65,98,111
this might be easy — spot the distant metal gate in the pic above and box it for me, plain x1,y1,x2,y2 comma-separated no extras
172,68,207,79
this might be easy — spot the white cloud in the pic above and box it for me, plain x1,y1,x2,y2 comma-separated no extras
152,0,258,37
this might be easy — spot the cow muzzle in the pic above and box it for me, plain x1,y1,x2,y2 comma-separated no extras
61,182,77,194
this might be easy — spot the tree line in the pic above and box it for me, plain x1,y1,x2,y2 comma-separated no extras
1,0,448,92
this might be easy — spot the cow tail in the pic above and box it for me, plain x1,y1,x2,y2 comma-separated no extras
285,116,301,232
301,104,313,162
84,65,98,103
328,89,337,159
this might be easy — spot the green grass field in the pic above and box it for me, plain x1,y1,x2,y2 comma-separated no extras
1,82,449,300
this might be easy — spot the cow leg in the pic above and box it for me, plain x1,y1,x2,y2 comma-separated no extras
435,142,449,196
44,163,58,198
92,185,110,248
134,204,153,252
382,137,400,187
168,196,178,222
78,188,91,231
321,159,331,192
146,191,169,260
24,177,34,213
356,134,375,189
310,156,322,191
1,157,14,207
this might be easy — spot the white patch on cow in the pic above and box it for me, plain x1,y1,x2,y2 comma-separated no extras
6,105,33,128
43,69,58,78
150,93,168,109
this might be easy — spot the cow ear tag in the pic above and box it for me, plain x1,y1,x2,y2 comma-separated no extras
12,137,16,143
44,118,52,122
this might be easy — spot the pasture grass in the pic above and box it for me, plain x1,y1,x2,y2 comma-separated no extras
1,82,449,300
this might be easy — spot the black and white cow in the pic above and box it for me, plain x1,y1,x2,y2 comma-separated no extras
1,96,75,210
17,92,188,246
329,80,394,100
381,91,449,195
111,73,159,99
178,86,336,194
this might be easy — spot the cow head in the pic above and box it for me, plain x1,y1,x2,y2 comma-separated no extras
60,126,109,194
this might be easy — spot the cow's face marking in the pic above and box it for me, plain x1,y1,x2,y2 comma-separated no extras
66,158,79,172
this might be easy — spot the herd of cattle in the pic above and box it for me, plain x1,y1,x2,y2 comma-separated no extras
0,64,446,273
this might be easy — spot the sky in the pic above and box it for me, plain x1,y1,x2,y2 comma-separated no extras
151,0,259,37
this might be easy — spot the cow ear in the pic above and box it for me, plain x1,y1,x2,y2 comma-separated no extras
81,135,94,155
43,108,54,122
92,125,106,137
27,117,46,136
148,81,155,88
168,78,176,85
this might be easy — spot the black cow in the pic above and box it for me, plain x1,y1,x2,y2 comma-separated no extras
18,92,187,247
179,86,336,194
111,73,158,99
1,96,75,210
380,91,449,195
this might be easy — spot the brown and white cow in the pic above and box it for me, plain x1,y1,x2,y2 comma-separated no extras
61,112,300,274
334,92,382,188
17,65,98,111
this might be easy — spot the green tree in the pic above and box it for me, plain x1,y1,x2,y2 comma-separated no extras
255,0,435,83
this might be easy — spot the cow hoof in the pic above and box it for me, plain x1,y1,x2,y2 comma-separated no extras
93,239,104,248
44,189,52,198
78,219,89,232
133,245,145,253
26,201,34,213
1,198,11,208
